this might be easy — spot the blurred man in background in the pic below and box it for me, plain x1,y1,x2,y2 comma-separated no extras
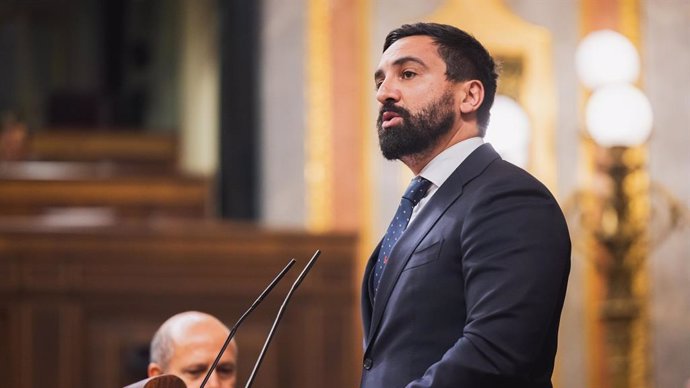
148,311,237,388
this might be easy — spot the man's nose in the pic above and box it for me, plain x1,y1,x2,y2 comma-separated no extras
376,79,401,104
202,372,222,388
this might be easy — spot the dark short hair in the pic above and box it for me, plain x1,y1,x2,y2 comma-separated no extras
383,23,498,134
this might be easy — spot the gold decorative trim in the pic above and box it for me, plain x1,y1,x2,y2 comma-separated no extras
356,0,374,373
619,3,650,388
306,0,334,231
619,0,641,47
426,0,558,194
495,55,524,101
358,0,375,254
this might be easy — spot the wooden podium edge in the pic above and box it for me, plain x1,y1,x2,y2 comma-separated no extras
123,374,186,388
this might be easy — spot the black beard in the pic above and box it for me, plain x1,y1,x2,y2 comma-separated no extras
377,90,456,160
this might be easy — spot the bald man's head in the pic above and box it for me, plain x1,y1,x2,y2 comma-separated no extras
148,311,237,388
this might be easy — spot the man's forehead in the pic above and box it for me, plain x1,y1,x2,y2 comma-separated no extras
170,336,236,364
386,35,437,55
377,35,441,70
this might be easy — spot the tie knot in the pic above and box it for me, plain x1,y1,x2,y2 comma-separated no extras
402,177,432,206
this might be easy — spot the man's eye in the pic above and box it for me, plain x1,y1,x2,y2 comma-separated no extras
402,70,416,79
184,368,206,377
216,366,236,376
374,80,383,90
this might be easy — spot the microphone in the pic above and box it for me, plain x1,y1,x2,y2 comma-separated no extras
244,249,320,388
199,259,296,388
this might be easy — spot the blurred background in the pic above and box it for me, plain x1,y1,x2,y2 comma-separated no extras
0,0,688,388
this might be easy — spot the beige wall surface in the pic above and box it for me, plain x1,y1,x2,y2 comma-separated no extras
644,1,690,388
260,0,307,227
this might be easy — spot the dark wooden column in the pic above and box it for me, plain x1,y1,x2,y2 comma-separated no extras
217,0,261,220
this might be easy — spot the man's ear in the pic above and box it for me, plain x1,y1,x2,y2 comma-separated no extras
148,362,163,377
458,80,485,114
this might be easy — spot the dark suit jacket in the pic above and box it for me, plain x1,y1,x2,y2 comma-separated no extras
360,144,571,388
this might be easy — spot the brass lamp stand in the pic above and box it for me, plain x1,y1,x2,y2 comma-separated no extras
589,145,649,388
574,29,657,388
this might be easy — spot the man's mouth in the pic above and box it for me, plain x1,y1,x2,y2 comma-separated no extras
380,110,402,129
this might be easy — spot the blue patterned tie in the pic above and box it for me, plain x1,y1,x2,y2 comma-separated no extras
372,176,432,295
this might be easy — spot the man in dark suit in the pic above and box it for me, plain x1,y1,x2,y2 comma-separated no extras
361,23,571,388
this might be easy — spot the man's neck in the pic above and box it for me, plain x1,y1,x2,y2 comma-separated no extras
400,124,479,174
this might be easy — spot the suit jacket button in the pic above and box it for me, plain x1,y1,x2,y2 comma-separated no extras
363,358,373,370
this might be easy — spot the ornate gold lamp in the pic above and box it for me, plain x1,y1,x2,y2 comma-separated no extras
576,29,654,388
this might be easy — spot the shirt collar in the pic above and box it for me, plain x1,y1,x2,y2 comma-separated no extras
418,137,484,188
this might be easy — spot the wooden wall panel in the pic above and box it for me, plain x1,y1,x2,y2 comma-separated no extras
29,131,178,164
0,220,358,388
0,169,211,219
0,307,9,386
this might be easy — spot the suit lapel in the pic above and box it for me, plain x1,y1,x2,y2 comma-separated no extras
361,240,381,344
364,143,500,351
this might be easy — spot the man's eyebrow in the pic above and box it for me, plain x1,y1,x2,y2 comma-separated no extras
393,56,428,68
181,363,208,370
374,56,428,80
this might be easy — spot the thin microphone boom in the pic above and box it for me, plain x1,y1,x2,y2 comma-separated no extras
199,259,296,388
244,249,321,388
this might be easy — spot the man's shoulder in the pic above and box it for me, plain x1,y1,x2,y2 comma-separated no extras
485,158,553,193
